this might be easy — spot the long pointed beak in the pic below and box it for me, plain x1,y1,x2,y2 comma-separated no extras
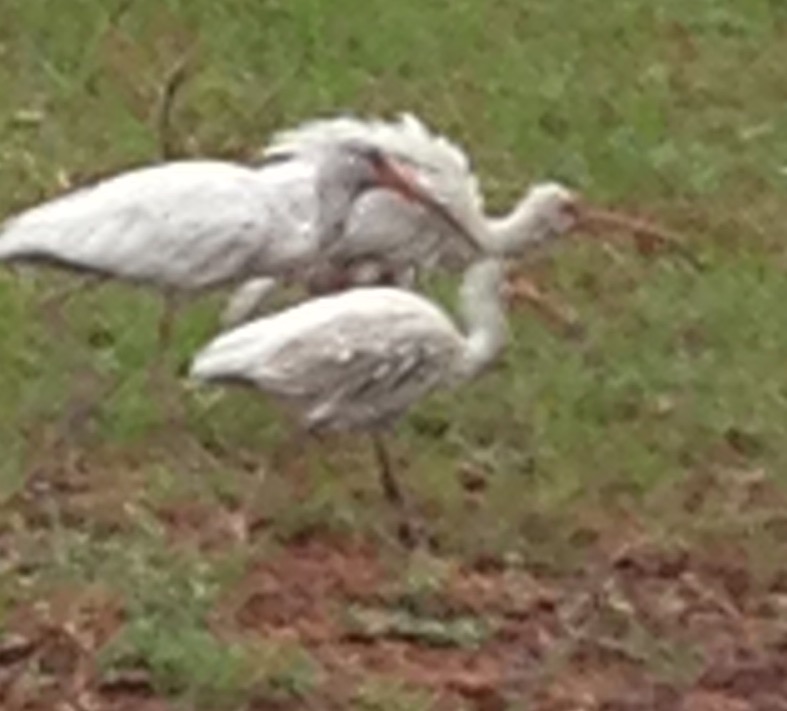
576,205,703,271
374,158,484,256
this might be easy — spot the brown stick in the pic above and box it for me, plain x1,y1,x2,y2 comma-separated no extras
505,275,585,340
155,51,195,161
581,206,703,271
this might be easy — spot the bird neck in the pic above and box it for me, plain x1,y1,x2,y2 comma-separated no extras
315,179,359,250
458,258,508,380
485,195,553,256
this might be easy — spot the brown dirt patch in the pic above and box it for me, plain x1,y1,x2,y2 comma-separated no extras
209,533,787,709
4,531,787,709
4,464,787,709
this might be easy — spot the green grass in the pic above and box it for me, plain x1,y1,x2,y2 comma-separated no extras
352,677,441,711
1,0,786,707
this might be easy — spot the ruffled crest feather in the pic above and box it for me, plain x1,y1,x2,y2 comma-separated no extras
260,113,483,211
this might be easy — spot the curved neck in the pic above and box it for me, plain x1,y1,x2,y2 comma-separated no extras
315,178,360,250
457,258,508,380
484,196,554,256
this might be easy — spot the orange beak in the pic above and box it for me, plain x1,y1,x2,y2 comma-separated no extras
371,154,483,256
574,203,702,271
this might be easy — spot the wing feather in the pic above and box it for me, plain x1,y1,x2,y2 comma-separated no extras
190,288,461,430
0,160,320,289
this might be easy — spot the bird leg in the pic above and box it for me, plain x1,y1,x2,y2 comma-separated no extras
149,292,185,424
156,291,179,355
370,434,419,548
392,265,421,290
305,264,354,295
342,260,417,289
304,259,396,295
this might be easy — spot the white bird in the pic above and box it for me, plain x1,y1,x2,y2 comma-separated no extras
187,171,687,542
0,139,481,358
219,177,580,329
223,113,693,327
218,113,527,325
190,256,512,545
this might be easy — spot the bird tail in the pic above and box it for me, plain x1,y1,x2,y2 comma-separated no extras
189,322,267,385
189,341,238,382
0,219,33,262
0,211,62,263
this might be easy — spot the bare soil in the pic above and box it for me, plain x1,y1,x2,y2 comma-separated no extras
3,459,787,710
4,532,787,709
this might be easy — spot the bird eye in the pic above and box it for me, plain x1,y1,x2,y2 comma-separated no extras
561,201,580,220
343,140,378,158
362,146,386,168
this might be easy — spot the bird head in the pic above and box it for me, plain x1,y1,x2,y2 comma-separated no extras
506,181,699,270
516,182,582,239
325,141,485,257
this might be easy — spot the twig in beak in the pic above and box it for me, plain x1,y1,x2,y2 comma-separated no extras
504,273,585,341
578,206,704,272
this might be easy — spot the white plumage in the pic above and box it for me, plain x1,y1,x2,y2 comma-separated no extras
218,114,585,326
0,112,583,338
0,120,489,293
261,115,606,265
192,284,483,430
260,114,517,271
0,138,488,390
190,258,508,543
0,115,487,290
0,160,320,289
238,113,691,326
264,113,483,238
192,288,461,429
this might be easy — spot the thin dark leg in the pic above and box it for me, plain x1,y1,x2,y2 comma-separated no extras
157,292,179,355
306,264,353,296
370,434,417,547
371,434,405,506
149,292,184,423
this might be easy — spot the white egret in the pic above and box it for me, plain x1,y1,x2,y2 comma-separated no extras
222,114,694,328
188,181,613,543
190,258,510,545
0,139,481,361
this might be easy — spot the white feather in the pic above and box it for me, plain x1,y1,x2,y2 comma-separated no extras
191,258,507,431
0,160,321,290
264,113,483,213
240,115,578,310
194,287,458,383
